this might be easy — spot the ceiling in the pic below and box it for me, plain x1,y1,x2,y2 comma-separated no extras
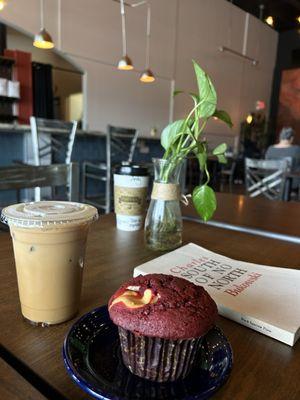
227,0,300,32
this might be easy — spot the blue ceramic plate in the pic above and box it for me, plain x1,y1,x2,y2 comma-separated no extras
63,306,233,400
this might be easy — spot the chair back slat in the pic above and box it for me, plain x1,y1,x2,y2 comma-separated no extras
30,117,78,165
0,163,79,202
245,158,289,200
108,125,138,164
39,149,53,159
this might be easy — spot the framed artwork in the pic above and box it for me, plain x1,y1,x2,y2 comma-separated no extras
277,68,300,142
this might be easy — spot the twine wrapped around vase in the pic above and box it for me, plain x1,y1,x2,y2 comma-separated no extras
151,183,180,201
151,183,191,206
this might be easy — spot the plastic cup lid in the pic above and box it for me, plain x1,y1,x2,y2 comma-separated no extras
1,201,98,228
114,162,148,176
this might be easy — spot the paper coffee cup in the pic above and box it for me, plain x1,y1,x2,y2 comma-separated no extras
114,164,149,231
1,201,98,325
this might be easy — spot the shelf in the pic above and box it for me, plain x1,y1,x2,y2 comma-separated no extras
0,56,15,66
0,115,18,122
0,95,20,102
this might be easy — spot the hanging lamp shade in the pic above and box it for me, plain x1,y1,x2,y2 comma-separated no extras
33,0,55,49
33,28,54,49
117,1,133,71
140,68,155,83
117,55,134,70
139,5,155,83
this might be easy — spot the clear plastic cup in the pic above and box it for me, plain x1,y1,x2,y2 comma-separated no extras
1,201,98,325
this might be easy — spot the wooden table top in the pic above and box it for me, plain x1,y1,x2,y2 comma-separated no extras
183,192,300,241
0,215,300,400
0,358,46,400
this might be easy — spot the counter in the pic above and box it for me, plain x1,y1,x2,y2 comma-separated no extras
0,123,161,140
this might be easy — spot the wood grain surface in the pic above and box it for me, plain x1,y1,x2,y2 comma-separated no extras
0,214,299,400
183,192,300,238
0,358,46,400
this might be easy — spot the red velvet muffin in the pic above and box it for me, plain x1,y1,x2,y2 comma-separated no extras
109,273,218,382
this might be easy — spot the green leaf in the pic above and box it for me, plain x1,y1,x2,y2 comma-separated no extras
161,119,185,150
192,60,217,118
213,109,233,128
192,185,217,222
173,90,184,97
212,143,227,155
217,154,227,164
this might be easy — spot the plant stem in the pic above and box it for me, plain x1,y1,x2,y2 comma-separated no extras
204,163,210,185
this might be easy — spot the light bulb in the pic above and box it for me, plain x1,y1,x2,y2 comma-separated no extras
265,16,274,26
0,1,5,11
246,114,253,124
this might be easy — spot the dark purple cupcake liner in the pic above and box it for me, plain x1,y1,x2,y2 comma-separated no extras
118,327,203,382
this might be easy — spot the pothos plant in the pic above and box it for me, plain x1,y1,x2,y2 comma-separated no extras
160,60,233,221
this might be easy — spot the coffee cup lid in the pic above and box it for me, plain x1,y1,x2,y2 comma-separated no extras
1,201,98,228
114,162,148,176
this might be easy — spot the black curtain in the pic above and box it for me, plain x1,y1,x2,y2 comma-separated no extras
0,23,7,55
32,62,54,119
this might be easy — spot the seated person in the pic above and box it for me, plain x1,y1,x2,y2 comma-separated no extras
265,127,300,170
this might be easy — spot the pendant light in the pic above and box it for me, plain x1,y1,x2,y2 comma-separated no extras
140,4,155,83
265,16,274,27
246,114,253,124
117,0,133,70
33,0,54,49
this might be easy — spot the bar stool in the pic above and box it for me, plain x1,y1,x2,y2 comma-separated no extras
82,125,138,213
29,117,78,201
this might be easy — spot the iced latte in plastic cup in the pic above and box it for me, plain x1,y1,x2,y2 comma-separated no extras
1,201,98,325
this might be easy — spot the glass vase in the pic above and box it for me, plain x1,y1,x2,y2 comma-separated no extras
145,158,183,251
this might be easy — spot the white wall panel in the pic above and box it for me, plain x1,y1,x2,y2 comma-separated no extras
247,14,278,72
60,0,176,79
240,63,274,119
0,0,40,34
214,0,246,54
174,0,245,137
75,57,171,135
174,0,277,145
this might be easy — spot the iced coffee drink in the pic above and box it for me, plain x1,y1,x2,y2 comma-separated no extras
1,201,98,325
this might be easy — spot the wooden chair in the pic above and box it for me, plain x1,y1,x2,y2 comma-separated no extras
0,163,79,206
245,158,290,200
82,125,138,213
29,117,78,201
